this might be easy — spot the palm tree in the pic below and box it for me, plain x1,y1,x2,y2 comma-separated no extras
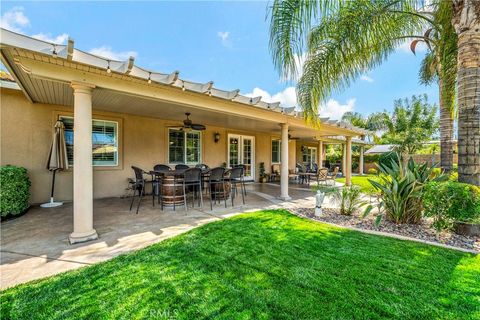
269,1,459,172
341,111,387,142
417,1,457,172
451,0,480,186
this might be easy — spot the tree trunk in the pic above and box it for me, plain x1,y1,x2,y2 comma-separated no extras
439,79,454,172
452,0,480,186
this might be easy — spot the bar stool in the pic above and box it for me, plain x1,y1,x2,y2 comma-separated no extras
227,167,245,205
207,167,227,210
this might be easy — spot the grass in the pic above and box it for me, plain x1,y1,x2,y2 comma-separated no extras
337,174,380,194
1,210,479,319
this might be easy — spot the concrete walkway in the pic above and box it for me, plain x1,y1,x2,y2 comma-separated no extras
0,184,313,289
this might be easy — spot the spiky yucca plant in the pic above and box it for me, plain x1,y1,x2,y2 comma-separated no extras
364,154,446,224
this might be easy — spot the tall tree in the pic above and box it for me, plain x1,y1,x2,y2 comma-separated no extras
417,1,457,172
341,111,388,142
452,0,480,186
379,95,439,154
269,0,459,174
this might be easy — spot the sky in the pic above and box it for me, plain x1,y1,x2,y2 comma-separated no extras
0,1,438,120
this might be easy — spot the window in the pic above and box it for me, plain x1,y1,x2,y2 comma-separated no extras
168,129,201,164
272,139,281,163
61,116,118,167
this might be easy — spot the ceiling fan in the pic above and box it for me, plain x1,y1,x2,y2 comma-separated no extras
170,112,206,131
288,130,300,140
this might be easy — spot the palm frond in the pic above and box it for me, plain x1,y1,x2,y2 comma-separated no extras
269,0,344,80
296,0,424,121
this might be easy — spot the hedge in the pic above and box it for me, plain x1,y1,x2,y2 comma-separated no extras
423,181,480,231
0,165,31,218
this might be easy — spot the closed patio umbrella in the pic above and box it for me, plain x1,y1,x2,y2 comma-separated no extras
41,120,69,208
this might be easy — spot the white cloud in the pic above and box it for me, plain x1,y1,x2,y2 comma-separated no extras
1,7,69,44
217,31,231,47
244,86,355,120
32,33,69,44
0,7,30,32
244,86,297,108
89,46,138,61
360,74,374,83
319,98,356,120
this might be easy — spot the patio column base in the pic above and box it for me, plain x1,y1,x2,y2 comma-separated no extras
69,229,98,244
277,196,291,201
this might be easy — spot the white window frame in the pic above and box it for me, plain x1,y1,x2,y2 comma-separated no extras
167,128,202,165
60,116,119,167
271,139,281,164
302,146,317,166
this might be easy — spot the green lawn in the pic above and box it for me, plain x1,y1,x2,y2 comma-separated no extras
1,210,479,319
337,174,380,194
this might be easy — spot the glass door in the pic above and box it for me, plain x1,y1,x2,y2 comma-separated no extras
229,135,240,167
302,147,318,169
242,136,254,179
228,134,255,180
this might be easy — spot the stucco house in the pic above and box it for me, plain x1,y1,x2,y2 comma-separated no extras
0,28,369,243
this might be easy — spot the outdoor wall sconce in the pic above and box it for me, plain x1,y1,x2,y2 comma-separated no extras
214,132,220,143
301,145,306,152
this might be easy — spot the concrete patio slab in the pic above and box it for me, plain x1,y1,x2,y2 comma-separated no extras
1,184,314,289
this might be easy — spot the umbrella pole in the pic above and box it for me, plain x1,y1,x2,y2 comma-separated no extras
50,169,57,201
41,169,63,208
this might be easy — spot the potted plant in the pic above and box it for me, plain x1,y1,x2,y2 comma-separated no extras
259,162,267,183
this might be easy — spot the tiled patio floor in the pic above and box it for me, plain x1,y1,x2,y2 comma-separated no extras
1,183,316,289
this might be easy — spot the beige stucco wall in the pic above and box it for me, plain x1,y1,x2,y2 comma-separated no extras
1,88,293,204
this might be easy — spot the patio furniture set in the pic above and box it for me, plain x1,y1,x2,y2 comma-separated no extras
129,164,247,214
269,163,339,186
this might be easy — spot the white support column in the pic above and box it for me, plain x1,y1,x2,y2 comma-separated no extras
359,146,364,175
69,81,98,244
279,123,291,200
342,144,346,176
346,137,352,186
318,140,324,168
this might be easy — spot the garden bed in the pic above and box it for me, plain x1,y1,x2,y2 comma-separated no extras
292,207,480,252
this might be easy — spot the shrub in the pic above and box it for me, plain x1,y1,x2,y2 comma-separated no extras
331,186,365,215
367,168,378,175
364,154,446,225
0,166,31,218
423,181,480,231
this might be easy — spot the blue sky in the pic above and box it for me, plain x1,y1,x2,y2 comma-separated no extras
1,1,438,119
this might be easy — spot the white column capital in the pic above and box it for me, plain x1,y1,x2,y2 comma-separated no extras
70,81,96,93
279,123,289,129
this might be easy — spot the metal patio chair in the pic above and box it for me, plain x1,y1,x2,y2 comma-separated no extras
207,167,227,210
227,166,245,206
130,166,151,214
182,167,203,210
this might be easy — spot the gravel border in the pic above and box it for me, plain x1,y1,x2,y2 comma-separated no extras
291,207,479,253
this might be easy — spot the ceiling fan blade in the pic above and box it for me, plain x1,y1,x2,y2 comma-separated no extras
191,124,206,130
